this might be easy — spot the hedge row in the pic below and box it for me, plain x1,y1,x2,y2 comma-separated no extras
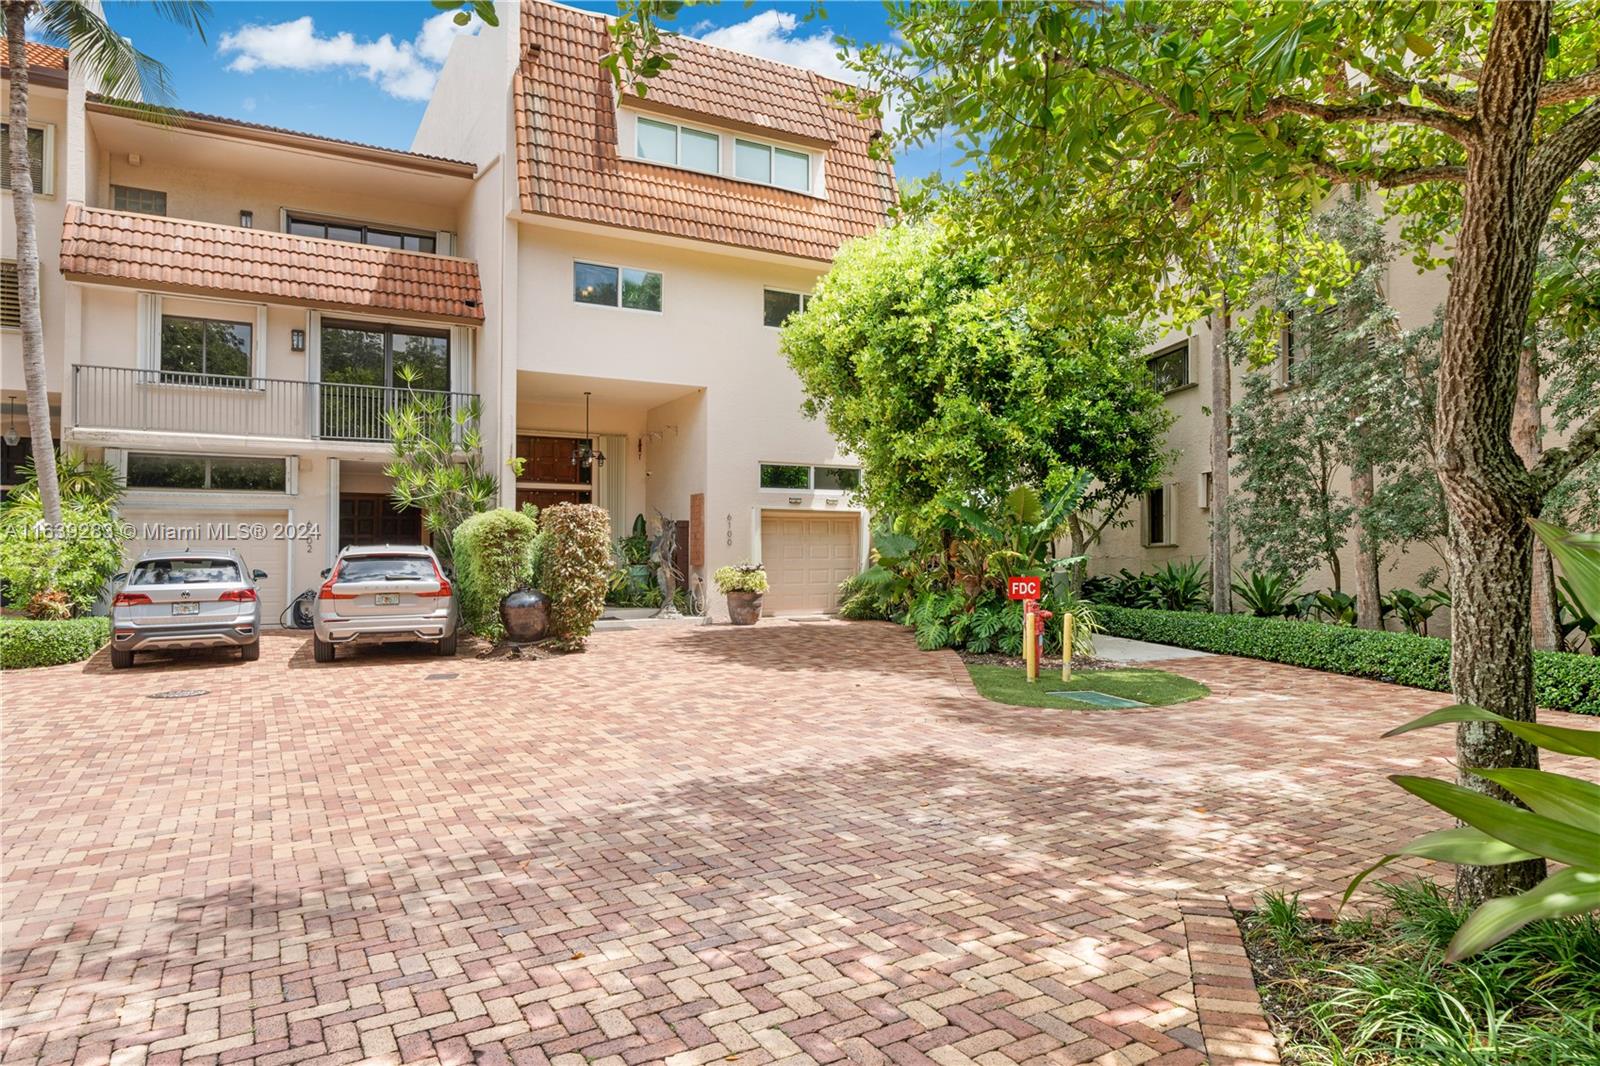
1096,606,1600,716
0,616,112,670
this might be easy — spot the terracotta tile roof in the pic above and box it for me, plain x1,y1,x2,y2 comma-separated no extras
515,2,894,263
0,39,68,71
60,204,485,323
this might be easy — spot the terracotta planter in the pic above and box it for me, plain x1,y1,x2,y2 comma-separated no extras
500,588,551,643
725,590,764,625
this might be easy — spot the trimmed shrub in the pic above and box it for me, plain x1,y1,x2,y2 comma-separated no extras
539,503,612,650
452,508,544,639
0,500,127,617
1097,606,1600,715
0,616,111,669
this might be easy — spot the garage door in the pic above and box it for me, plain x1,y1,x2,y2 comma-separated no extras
759,512,860,615
118,509,291,627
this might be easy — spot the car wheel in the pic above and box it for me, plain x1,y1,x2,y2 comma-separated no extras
437,633,458,657
313,637,336,663
240,641,261,662
110,648,134,670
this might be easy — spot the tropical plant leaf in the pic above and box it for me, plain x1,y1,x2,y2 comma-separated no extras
1446,868,1600,962
1384,704,1600,759
1531,518,1600,620
1390,775,1600,870
1468,768,1600,827
1341,827,1540,909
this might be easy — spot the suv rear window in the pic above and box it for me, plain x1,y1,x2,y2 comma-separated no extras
130,558,242,585
337,555,436,581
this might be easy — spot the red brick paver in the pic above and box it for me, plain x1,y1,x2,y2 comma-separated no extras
3,622,1593,1065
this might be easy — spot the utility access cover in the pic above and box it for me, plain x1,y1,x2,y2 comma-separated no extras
1048,689,1148,709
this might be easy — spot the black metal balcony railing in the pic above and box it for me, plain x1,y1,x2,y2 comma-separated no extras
71,365,476,444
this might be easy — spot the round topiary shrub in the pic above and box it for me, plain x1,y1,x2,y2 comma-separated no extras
453,508,544,639
538,503,612,650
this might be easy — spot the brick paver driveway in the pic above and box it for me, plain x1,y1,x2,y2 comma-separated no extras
5,622,1592,1066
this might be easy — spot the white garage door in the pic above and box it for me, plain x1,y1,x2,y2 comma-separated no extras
759,512,860,615
118,509,291,627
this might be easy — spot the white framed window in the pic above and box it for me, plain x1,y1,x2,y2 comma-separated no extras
573,261,662,313
1142,483,1178,547
759,463,860,492
635,116,720,175
735,139,811,192
160,315,254,387
763,289,810,328
1,122,55,196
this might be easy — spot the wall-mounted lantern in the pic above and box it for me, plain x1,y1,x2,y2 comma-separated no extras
239,210,254,228
290,329,306,352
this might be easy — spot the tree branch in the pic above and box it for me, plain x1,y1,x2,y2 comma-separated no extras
1250,95,1478,140
1539,66,1600,106
1337,52,1478,115
1532,404,1600,497
1527,99,1600,211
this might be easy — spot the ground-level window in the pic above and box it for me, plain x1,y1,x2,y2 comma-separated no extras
760,463,860,491
161,315,253,386
126,453,287,492
112,184,167,215
1146,341,1190,393
573,261,662,312
763,289,810,328
1143,484,1175,546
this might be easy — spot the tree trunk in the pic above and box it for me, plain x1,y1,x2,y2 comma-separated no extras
1066,513,1088,595
1512,345,1559,650
1351,463,1383,629
1208,301,1232,614
4,4,63,526
1433,1,1552,906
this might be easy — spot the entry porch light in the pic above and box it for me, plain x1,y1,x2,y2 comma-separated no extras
572,391,606,469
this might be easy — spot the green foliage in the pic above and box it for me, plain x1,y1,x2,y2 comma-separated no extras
5,451,124,509
1382,587,1449,636
1096,606,1600,716
429,0,499,29
780,224,1170,543
452,509,544,640
384,391,500,563
1231,570,1300,618
713,564,769,595
1254,891,1310,952
1245,879,1600,1065
954,474,1090,583
537,503,612,650
0,616,111,669
1085,562,1210,612
0,499,127,618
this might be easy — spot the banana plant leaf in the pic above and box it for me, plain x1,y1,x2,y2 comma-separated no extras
1390,775,1600,870
1531,517,1600,618
1447,868,1600,962
1384,704,1600,759
1468,767,1600,827
1342,826,1541,909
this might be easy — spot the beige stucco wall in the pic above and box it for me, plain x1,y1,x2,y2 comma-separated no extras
2,84,70,399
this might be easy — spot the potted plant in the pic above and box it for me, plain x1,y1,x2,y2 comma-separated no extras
715,564,768,625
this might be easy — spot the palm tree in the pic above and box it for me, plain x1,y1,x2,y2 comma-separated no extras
3,1,208,524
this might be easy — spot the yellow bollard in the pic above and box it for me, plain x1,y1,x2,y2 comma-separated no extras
1062,613,1074,682
1023,603,1037,682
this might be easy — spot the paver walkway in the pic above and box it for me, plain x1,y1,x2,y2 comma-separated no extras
3,622,1593,1066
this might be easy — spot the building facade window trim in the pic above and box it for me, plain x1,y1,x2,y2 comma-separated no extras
0,122,55,196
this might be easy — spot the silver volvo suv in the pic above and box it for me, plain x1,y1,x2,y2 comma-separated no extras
312,544,458,662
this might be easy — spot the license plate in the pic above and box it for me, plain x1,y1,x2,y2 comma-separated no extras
172,602,200,615
375,593,400,606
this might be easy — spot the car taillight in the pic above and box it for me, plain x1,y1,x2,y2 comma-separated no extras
419,560,452,598
318,577,355,601
112,592,152,607
219,589,257,602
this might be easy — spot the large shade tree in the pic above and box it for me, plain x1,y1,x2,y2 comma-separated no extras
4,0,209,525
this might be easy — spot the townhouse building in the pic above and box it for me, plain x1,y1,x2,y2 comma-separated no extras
2,0,894,625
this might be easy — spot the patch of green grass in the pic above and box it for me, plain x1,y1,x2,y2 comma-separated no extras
966,665,1210,709
1242,880,1600,1065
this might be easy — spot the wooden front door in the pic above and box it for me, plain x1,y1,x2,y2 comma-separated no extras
339,493,422,548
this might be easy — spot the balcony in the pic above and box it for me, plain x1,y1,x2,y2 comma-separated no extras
71,365,477,446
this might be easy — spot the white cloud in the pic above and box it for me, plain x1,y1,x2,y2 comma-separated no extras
218,11,479,103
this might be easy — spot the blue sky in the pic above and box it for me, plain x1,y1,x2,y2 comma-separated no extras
86,1,957,183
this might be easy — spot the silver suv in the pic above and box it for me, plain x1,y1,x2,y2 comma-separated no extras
110,549,266,669
312,544,458,662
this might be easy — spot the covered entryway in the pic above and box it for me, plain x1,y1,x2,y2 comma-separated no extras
117,508,292,627
759,512,860,615
338,493,422,549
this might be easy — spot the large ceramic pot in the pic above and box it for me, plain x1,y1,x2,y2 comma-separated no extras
501,588,551,643
726,590,764,626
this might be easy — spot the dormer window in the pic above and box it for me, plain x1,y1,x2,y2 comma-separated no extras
735,139,810,192
635,117,720,175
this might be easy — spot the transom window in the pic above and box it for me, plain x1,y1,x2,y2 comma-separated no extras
635,116,720,175
763,289,811,328
760,463,860,491
573,261,662,312
735,139,811,192
287,214,436,253
0,123,50,194
320,320,450,392
160,315,253,387
112,184,167,215
1146,341,1190,393
126,453,287,492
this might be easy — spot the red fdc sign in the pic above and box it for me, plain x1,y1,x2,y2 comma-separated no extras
1007,576,1041,601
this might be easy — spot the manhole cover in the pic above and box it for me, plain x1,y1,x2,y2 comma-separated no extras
426,672,458,680
1047,689,1148,708
147,689,209,700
